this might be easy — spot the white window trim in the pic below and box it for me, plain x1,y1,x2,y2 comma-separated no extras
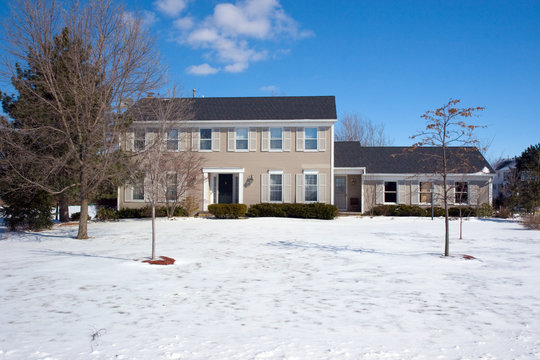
133,129,146,152
166,129,180,152
383,181,398,204
268,170,284,203
235,127,249,152
130,183,145,202
269,127,283,152
199,128,213,152
303,170,319,203
304,127,318,152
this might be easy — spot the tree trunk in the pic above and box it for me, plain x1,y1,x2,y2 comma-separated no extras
77,197,89,239
59,194,70,222
151,202,156,260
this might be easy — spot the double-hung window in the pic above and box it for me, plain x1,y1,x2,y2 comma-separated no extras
167,129,179,151
305,128,318,150
236,128,248,150
305,173,318,202
420,182,432,203
200,128,212,151
269,172,283,202
134,129,145,151
166,173,177,201
384,181,397,203
270,128,283,151
132,179,145,201
455,182,468,204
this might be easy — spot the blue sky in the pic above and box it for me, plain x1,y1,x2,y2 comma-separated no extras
3,0,540,160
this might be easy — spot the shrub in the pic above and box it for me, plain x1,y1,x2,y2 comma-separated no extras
495,206,513,219
371,205,398,216
96,207,119,221
208,204,247,219
521,214,540,230
246,203,338,220
117,207,145,218
476,203,494,218
394,205,428,217
433,207,445,217
449,206,476,217
70,212,91,221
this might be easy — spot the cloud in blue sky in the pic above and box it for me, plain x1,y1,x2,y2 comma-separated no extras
152,0,313,75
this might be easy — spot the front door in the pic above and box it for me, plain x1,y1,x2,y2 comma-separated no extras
218,174,233,204
335,176,347,211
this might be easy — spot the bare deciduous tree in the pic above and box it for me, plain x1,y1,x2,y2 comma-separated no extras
0,0,164,238
335,113,392,146
411,99,485,256
126,93,204,260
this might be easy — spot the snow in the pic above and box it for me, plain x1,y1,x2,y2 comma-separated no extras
0,216,539,359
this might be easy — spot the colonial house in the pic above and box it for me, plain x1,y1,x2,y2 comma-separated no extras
118,96,494,213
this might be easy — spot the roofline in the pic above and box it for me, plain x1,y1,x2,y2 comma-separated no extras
131,119,337,126
362,173,495,177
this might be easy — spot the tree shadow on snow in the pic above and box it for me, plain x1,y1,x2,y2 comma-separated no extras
30,249,132,262
267,240,440,258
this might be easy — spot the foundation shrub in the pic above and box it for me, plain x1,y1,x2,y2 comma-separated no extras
432,207,445,217
448,206,476,217
96,207,119,221
394,205,428,217
476,203,494,218
246,203,338,220
208,204,247,219
70,212,91,221
371,205,398,216
117,207,145,218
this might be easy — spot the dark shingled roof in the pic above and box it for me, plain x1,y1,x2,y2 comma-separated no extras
335,142,495,174
127,96,337,121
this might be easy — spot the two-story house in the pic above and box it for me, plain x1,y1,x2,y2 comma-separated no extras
119,96,337,211
119,95,495,214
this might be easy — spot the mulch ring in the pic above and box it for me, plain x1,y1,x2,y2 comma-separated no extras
141,256,176,265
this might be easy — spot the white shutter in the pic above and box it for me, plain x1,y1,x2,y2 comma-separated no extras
125,132,134,151
375,182,383,204
228,128,235,152
249,128,257,151
296,127,304,151
411,182,419,205
191,128,199,151
261,174,269,202
144,176,151,202
212,128,220,152
124,185,133,201
283,128,291,151
398,181,406,204
261,128,269,151
318,127,326,152
470,183,479,205
434,183,443,206
145,131,155,150
283,174,291,203
318,173,327,203
179,130,187,151
296,174,304,203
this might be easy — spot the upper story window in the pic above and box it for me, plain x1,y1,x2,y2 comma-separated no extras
305,128,318,150
200,128,212,151
305,173,318,202
420,182,432,203
236,128,248,150
167,129,179,151
134,129,145,151
455,182,468,204
384,181,397,203
270,128,283,151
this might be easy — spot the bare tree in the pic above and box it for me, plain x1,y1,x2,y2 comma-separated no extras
411,99,485,256
0,0,163,238
335,113,392,145
126,93,204,260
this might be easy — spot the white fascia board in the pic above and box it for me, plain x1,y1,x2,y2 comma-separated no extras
202,167,245,174
133,119,337,127
362,173,494,180
334,167,366,175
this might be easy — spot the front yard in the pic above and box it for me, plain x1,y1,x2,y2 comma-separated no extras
0,216,539,359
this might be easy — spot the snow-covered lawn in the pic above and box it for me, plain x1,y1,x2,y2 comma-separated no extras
0,216,539,359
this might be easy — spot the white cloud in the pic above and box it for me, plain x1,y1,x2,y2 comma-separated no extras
176,0,312,74
142,11,158,27
186,63,220,75
154,0,189,17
